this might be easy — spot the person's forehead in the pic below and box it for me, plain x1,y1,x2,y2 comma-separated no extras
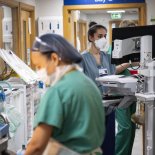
31,52,46,64
96,28,106,34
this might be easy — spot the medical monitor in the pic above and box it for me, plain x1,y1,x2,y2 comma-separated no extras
111,25,155,65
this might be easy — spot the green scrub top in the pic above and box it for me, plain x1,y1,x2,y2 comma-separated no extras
34,70,105,154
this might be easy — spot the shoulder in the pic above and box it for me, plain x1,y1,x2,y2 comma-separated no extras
100,51,111,59
81,51,92,61
100,51,109,56
81,50,89,56
43,86,60,99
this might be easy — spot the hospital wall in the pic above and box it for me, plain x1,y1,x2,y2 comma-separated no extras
11,0,155,24
14,0,155,46
35,0,155,25
146,0,155,25
35,0,63,17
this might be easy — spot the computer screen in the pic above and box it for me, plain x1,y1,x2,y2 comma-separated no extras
111,25,155,65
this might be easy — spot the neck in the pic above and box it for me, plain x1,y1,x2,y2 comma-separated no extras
89,43,100,54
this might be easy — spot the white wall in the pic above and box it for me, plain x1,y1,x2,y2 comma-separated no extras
79,12,138,42
35,0,63,37
87,13,138,25
34,0,155,24
146,0,155,25
79,12,88,21
23,0,155,43
17,0,155,25
35,0,63,18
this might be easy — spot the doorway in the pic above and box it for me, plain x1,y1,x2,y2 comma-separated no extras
109,19,139,44
69,8,141,52
63,3,146,45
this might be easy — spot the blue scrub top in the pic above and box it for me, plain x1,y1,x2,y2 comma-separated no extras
80,51,115,94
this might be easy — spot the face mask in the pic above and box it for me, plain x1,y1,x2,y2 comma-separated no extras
37,64,81,86
49,65,73,86
36,68,50,85
95,37,107,51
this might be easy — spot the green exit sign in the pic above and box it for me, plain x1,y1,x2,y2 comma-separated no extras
111,13,122,19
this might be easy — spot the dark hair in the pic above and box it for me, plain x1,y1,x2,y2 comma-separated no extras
89,21,97,28
88,22,107,42
32,33,82,63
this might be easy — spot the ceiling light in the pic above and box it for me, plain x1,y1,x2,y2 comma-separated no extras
107,10,125,13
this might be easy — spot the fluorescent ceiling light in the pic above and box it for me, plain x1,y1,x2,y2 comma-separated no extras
107,10,125,13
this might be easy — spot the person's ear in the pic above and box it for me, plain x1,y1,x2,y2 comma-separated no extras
50,53,59,67
89,35,95,42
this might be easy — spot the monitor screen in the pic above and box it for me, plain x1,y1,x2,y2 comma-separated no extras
111,25,155,65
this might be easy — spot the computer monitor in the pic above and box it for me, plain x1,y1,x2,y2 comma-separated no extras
111,25,155,65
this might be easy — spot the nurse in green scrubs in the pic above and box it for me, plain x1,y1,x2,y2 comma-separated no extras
115,20,138,155
25,33,105,155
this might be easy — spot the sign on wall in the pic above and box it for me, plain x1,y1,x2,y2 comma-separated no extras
64,0,145,5
111,13,122,19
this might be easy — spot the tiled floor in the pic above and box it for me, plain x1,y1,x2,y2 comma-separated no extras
132,126,143,155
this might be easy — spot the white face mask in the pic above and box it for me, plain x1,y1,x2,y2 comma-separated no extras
36,64,81,86
95,37,108,51
36,68,50,85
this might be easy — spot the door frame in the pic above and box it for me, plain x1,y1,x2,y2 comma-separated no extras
77,20,87,51
19,2,35,67
109,20,122,44
0,6,3,48
109,19,139,44
0,0,18,7
63,3,146,43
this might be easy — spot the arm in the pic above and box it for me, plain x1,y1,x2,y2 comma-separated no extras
116,62,139,74
116,63,130,74
25,124,53,155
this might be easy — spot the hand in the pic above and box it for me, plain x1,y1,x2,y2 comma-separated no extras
131,62,140,67
25,124,53,155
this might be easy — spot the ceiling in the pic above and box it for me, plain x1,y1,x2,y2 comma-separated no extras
80,8,138,15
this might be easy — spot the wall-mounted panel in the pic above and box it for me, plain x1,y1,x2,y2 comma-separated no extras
38,16,63,36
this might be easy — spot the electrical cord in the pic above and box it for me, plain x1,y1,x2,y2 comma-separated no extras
0,62,15,81
130,64,140,70
0,62,7,80
3,69,15,80
2,62,7,75
129,60,140,70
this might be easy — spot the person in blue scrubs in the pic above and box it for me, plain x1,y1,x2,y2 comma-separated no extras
80,22,116,155
80,21,139,155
